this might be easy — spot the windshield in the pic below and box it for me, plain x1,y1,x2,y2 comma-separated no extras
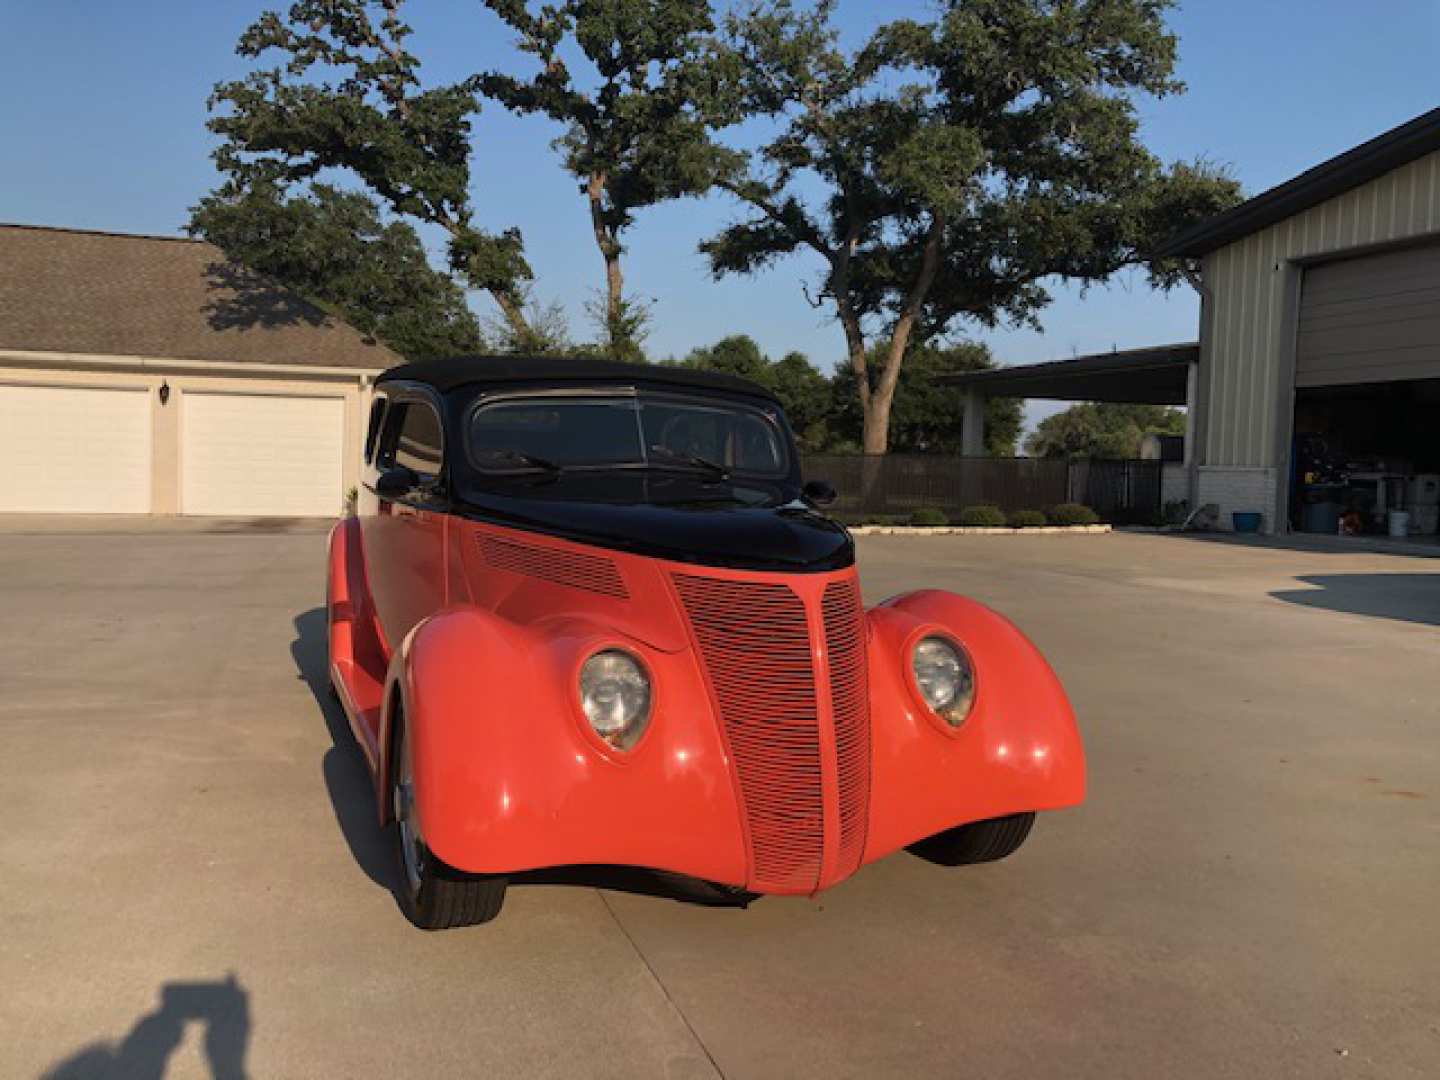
466,392,791,477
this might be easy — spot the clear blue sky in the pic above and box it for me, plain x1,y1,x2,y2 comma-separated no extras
2,1,1436,430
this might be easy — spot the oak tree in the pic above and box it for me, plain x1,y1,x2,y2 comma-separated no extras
206,0,542,348
478,0,729,360
703,0,1240,453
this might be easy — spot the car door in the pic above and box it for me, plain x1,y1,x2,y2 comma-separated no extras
362,389,449,651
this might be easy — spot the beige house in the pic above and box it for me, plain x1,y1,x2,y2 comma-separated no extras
0,224,400,516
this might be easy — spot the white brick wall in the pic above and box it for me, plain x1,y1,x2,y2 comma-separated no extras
1161,463,1190,511
1196,467,1278,533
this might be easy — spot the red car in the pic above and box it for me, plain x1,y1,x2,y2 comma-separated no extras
327,357,1085,929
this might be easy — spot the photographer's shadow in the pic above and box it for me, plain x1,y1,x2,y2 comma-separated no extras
42,974,249,1080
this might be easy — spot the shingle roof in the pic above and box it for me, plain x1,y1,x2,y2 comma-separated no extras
0,223,400,370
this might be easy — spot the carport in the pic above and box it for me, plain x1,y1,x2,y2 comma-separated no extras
938,342,1198,511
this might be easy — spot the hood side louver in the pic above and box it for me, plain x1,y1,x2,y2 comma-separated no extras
477,533,629,599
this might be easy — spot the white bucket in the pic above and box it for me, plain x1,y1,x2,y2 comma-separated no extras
1388,510,1411,537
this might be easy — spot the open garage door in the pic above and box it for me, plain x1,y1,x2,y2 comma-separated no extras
1297,242,1440,387
182,391,344,516
1292,243,1440,536
0,384,151,512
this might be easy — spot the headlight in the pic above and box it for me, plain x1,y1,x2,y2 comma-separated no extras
579,649,652,750
911,636,975,726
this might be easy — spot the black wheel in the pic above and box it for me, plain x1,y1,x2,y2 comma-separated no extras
391,711,507,929
907,812,1036,867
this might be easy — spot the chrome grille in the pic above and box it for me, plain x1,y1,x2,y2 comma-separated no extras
672,573,823,892
823,578,871,879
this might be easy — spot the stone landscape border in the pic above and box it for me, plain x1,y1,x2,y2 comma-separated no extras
849,524,1112,536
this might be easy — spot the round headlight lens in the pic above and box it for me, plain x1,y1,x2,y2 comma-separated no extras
911,636,975,726
579,649,652,751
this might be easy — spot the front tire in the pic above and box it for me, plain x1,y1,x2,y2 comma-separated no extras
392,710,507,929
907,812,1036,867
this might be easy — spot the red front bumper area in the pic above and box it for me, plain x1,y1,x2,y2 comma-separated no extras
392,593,1083,897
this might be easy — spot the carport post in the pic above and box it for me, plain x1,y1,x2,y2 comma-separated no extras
961,391,987,456
1185,356,1202,512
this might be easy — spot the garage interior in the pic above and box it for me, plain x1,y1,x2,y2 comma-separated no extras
1289,241,1440,541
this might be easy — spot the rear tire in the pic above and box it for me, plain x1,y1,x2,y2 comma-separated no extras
907,812,1036,867
391,710,507,929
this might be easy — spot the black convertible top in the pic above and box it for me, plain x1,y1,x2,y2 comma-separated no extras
377,355,779,403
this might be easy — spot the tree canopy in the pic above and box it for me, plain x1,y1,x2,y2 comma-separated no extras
200,0,1240,460
190,183,483,360
205,0,541,347
701,0,1241,453
1025,402,1185,459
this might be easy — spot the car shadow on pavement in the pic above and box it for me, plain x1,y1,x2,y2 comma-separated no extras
1270,574,1440,626
290,608,397,893
511,865,754,909
41,974,250,1080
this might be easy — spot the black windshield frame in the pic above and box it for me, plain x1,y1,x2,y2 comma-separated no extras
461,387,795,480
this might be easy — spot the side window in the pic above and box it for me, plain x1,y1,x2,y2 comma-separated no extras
375,403,407,470
393,401,444,480
364,398,387,464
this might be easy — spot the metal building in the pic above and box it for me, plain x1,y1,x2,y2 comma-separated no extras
946,108,1440,536
1165,107,1440,534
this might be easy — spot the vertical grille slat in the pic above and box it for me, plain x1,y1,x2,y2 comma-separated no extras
673,574,823,893
824,578,871,879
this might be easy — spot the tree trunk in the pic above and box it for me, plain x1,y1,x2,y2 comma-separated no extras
864,213,946,456
491,287,535,350
587,173,625,351
861,396,893,454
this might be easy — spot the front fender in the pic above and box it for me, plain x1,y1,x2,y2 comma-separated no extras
863,590,1086,863
385,607,749,884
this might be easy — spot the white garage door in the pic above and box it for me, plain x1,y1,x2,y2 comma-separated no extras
0,384,151,512
182,392,344,516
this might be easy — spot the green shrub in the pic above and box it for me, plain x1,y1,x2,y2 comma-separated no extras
1008,509,1048,528
1047,502,1100,526
909,507,949,526
860,513,905,526
956,504,1008,527
1162,499,1189,525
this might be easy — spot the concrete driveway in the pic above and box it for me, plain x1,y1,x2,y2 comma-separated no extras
1,525,1436,1079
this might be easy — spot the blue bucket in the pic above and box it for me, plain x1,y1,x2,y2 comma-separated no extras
1232,511,1263,533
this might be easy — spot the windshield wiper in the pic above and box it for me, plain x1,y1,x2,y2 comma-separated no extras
647,445,730,480
477,449,563,474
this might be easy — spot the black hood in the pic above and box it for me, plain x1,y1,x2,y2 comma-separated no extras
454,485,853,572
